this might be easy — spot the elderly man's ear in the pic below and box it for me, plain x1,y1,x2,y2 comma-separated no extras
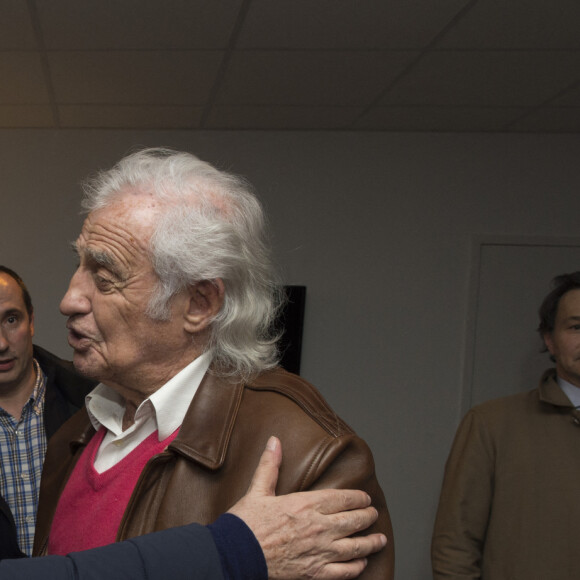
183,279,225,334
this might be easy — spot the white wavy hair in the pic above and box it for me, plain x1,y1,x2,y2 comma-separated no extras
81,147,283,380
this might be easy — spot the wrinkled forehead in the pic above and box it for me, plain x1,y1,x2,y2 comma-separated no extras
76,191,162,268
87,188,163,232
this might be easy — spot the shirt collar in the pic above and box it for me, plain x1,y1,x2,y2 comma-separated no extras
557,375,580,408
85,352,212,440
29,358,47,416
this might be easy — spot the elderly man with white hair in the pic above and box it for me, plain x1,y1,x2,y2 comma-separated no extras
32,148,393,579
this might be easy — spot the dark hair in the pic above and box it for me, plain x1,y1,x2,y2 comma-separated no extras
0,266,33,317
538,272,580,360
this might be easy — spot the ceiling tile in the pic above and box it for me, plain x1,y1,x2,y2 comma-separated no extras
0,0,37,49
36,0,243,49
0,53,49,103
205,105,363,129
48,51,224,104
58,105,203,128
437,0,580,49
217,50,418,106
380,51,580,107
550,84,580,106
0,1,577,132
509,107,580,132
354,105,527,132
0,105,54,127
239,0,471,49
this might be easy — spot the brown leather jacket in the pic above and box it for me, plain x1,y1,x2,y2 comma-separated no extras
33,367,394,578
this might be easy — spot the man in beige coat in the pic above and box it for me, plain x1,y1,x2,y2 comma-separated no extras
432,271,580,579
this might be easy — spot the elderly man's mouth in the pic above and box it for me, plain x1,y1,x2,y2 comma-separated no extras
66,328,94,351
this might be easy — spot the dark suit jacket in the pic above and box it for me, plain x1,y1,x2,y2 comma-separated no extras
0,519,227,579
0,496,24,559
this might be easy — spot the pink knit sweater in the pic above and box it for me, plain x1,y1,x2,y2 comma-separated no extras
48,426,178,555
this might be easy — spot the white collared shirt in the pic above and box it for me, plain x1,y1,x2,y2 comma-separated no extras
86,352,212,473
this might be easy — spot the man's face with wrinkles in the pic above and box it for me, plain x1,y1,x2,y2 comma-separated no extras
60,191,194,399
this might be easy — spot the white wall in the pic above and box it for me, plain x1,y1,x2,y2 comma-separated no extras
2,130,580,578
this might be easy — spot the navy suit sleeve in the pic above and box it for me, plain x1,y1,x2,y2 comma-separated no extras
208,514,267,580
0,515,266,580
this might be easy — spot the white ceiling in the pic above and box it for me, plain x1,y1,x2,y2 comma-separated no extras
2,0,580,132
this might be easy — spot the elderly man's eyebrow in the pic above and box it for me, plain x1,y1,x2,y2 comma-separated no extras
70,242,127,281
